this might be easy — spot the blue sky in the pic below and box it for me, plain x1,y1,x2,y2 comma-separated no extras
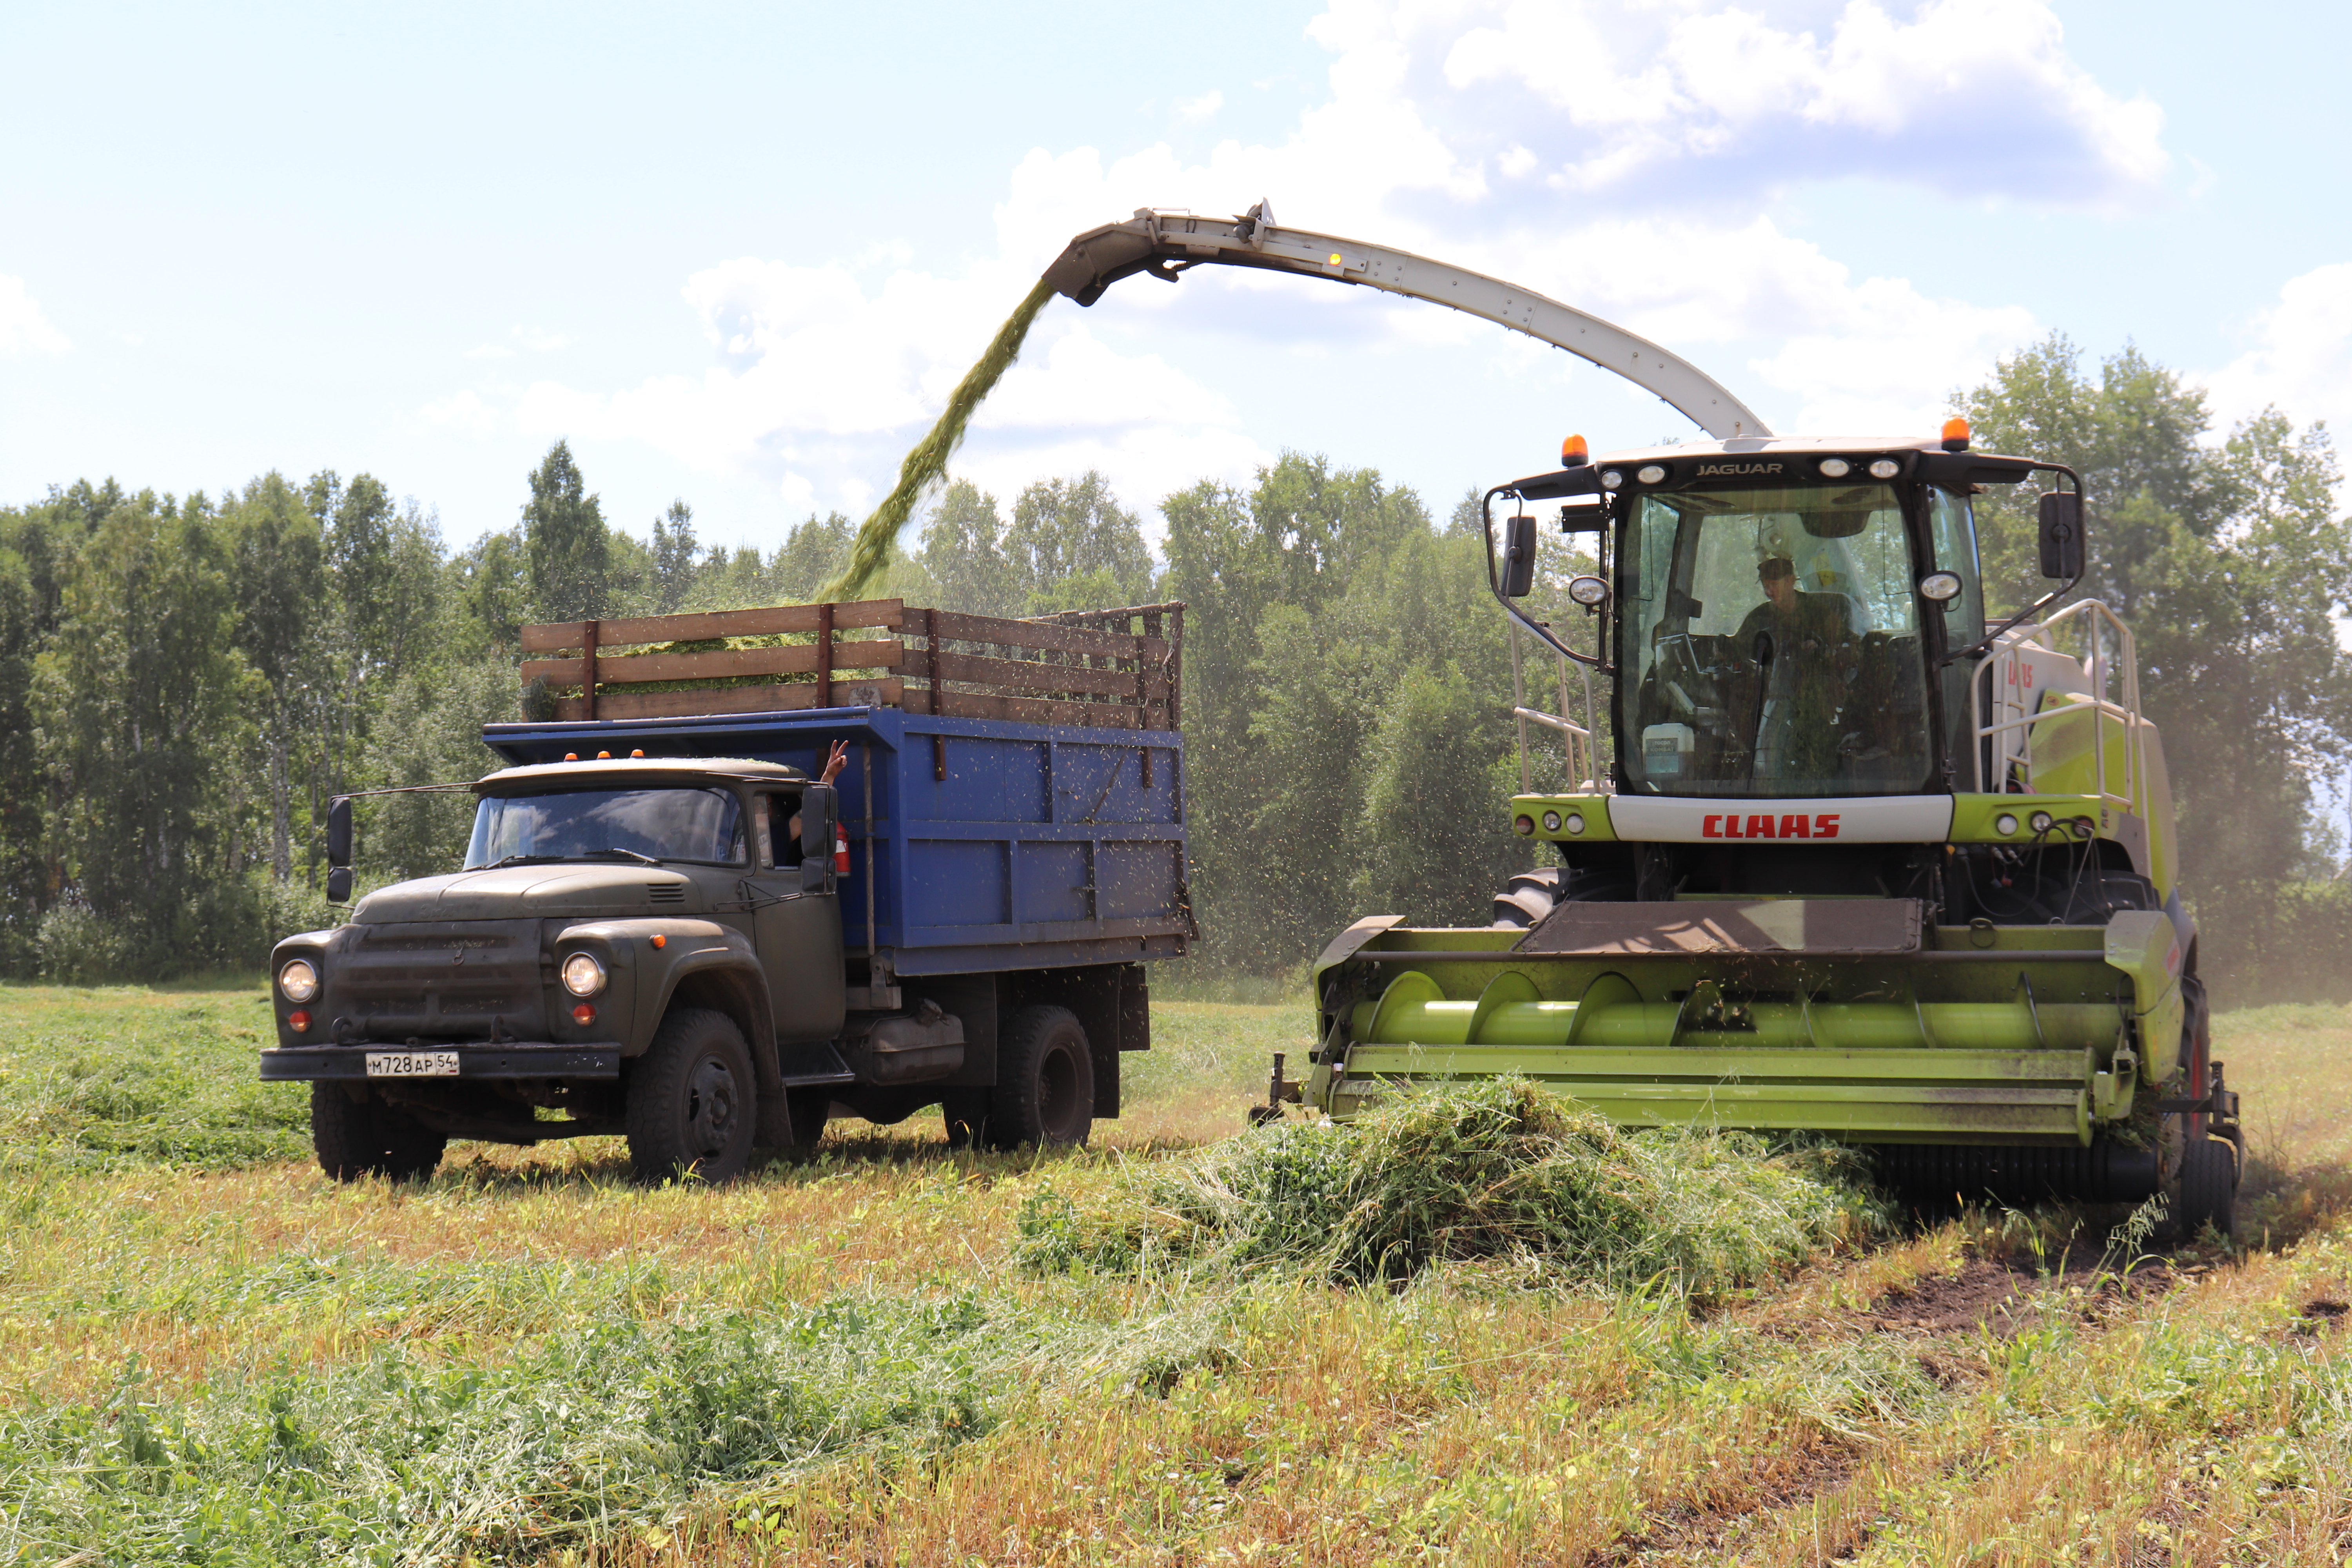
2,0,2348,558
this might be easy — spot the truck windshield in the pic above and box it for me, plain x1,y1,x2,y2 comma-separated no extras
1617,482,1934,797
465,787,746,867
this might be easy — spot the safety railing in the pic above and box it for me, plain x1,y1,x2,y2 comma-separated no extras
1971,598,2144,814
1509,622,1603,792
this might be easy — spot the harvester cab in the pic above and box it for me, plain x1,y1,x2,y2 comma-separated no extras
1041,205,2240,1232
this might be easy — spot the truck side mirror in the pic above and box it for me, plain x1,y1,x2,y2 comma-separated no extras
327,797,352,867
1501,514,1537,597
800,785,836,893
326,867,352,904
2038,491,2084,579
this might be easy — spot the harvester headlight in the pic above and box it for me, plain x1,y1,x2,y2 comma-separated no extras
1513,815,1536,836
277,959,319,1003
2029,810,2055,834
1869,458,1901,479
1919,572,1964,602
561,952,608,997
1635,464,1667,485
1818,458,1850,478
1599,469,1624,490
1564,811,1586,835
1541,810,1563,832
1566,573,1610,608
1995,813,2019,836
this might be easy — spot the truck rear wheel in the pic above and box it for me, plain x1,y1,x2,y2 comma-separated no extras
2175,1136,2238,1240
625,1007,757,1183
309,1084,445,1183
989,1005,1094,1149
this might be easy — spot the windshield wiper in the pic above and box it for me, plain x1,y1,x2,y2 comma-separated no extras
588,847,664,866
485,854,568,869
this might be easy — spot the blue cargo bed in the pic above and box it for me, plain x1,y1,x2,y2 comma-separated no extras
482,704,1190,977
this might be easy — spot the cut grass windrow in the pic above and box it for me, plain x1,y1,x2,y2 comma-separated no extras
1015,1076,1890,1294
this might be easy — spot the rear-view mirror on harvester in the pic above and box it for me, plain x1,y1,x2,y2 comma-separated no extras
2039,490,2084,579
1501,514,1537,597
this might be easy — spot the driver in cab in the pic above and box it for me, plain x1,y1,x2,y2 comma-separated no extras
1738,556,1857,781
1738,556,1856,657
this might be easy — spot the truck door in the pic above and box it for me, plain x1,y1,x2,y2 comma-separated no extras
748,791,846,1045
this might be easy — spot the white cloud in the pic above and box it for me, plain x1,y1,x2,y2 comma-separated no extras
2206,262,2352,443
421,390,500,435
483,0,2150,530
1175,89,1224,123
0,276,69,355
1750,278,2040,434
510,254,1267,519
1425,0,2167,205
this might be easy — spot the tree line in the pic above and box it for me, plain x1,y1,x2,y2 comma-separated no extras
1,334,2346,999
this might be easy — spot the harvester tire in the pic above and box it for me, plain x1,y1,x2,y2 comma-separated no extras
989,1005,1094,1149
310,1084,445,1183
1490,866,1631,929
2176,1136,2238,1240
624,1007,757,1184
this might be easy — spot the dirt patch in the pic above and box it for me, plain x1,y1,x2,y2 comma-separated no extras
1864,1257,2047,1335
1606,1441,1862,1563
1859,1254,2175,1340
2296,1297,2347,1338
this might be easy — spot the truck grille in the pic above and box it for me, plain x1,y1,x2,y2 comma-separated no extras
323,920,548,1042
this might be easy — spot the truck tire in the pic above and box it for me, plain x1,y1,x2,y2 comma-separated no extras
309,1084,446,1183
2176,1136,2238,1240
625,1007,757,1183
989,1005,1094,1149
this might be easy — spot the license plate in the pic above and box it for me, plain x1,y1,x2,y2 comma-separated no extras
364,1051,460,1078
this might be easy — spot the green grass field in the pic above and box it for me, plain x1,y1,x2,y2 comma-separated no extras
1,980,2348,1565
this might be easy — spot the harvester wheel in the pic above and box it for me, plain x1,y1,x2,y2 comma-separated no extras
1490,865,1631,929
989,1005,1094,1149
2176,1136,2238,1240
1491,867,1564,928
624,1007,757,1184
309,1084,445,1183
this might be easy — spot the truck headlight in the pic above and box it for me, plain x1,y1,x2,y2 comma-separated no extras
278,959,319,1003
561,953,607,997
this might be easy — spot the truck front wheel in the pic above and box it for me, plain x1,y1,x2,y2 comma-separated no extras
989,1005,1094,1149
309,1084,446,1183
625,1007,757,1183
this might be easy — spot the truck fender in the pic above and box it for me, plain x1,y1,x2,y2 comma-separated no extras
641,928,783,1110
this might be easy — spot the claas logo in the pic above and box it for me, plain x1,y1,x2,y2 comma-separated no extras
1702,813,1841,840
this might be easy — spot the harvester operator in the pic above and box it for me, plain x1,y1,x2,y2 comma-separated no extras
1737,556,1857,783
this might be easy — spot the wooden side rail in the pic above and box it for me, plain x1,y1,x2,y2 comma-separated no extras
519,598,1185,730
